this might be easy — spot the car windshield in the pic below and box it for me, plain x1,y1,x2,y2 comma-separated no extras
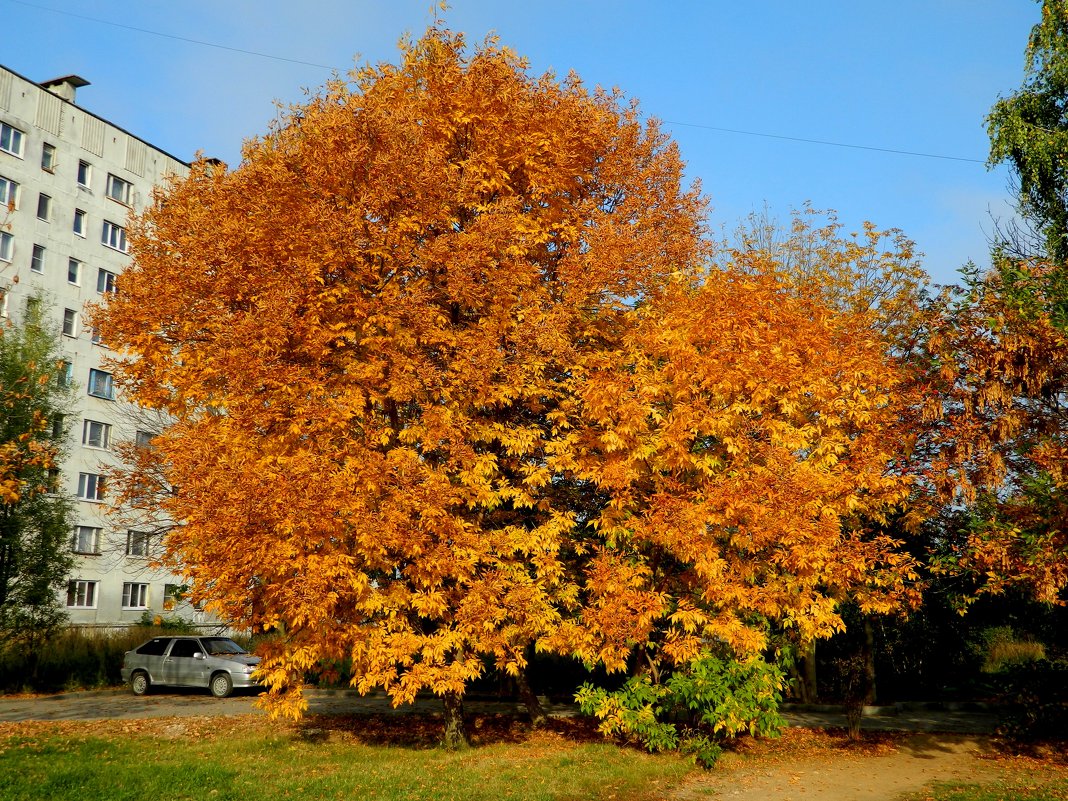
200,638,247,656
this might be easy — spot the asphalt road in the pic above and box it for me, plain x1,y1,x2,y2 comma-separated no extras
0,688,1003,733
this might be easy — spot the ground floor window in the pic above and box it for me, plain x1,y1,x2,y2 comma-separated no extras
66,580,97,608
121,582,148,609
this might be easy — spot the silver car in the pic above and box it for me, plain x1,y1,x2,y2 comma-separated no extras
120,635,261,698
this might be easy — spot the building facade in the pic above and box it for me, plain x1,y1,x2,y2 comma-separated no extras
0,65,202,626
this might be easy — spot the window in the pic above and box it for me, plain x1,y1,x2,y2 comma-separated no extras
101,220,127,253
82,419,111,449
90,326,104,346
135,430,155,449
122,582,149,609
77,160,91,188
62,308,78,337
36,193,50,221
127,529,151,557
0,122,23,157
96,268,117,294
0,289,6,318
67,257,80,285
57,360,73,388
66,580,97,608
30,244,45,274
25,296,41,321
163,583,182,611
0,175,17,208
41,142,55,172
51,414,64,439
72,525,100,554
169,638,201,658
88,368,113,399
135,638,171,656
73,208,86,236
77,473,105,502
0,230,12,263
46,468,60,494
106,174,132,205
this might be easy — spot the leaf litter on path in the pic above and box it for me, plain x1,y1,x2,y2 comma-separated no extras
669,729,1066,801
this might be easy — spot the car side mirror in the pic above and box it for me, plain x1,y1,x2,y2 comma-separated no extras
193,652,204,659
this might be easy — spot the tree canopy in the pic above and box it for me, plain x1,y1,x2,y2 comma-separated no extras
96,28,926,738
988,0,1068,264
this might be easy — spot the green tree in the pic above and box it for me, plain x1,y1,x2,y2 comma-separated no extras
988,0,1068,264
0,299,75,644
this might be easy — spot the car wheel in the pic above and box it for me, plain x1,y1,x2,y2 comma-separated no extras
131,671,150,696
210,672,233,698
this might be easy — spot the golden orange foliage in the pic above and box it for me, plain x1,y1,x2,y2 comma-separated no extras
96,29,706,718
726,205,929,346
552,270,920,669
95,28,922,718
925,261,1068,603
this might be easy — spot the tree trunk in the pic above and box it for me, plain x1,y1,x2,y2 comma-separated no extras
863,617,877,704
799,641,818,703
845,698,863,741
515,666,548,728
441,691,469,749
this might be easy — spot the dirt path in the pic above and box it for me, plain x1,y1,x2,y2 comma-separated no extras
672,733,1005,801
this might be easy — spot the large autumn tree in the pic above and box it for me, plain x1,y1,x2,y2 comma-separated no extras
96,28,706,743
98,28,927,747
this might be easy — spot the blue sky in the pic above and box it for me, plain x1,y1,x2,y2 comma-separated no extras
1,1,1042,286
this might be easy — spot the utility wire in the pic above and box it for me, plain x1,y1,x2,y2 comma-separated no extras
8,0,986,165
6,0,333,70
660,119,986,164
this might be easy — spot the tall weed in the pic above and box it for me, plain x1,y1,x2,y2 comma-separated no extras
1,626,172,693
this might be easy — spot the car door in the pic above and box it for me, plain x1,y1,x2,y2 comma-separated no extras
161,638,209,687
132,637,172,683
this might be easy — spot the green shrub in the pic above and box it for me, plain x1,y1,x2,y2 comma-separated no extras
576,653,784,768
576,676,680,753
994,658,1068,739
136,611,200,633
665,652,785,738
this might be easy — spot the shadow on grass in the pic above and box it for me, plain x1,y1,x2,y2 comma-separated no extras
981,736,1068,766
294,712,607,749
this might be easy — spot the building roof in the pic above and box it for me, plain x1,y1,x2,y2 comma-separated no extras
1,63,190,168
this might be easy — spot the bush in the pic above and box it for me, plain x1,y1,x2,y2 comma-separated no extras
576,653,784,768
135,611,201,634
994,658,1068,739
576,675,679,753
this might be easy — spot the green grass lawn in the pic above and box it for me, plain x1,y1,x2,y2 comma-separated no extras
3,716,1066,801
0,716,692,801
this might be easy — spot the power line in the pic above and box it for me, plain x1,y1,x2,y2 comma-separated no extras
6,0,333,70
660,119,986,164
7,0,987,165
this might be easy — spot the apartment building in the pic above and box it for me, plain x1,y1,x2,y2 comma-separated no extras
0,65,204,626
